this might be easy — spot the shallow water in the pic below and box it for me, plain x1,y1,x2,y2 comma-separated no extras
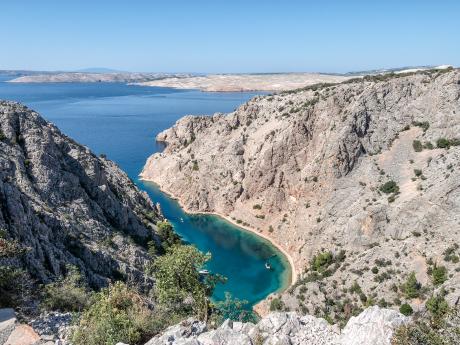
0,79,291,307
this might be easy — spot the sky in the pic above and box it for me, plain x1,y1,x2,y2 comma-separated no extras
1,0,459,73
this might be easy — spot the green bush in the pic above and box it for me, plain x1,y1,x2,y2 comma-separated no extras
436,138,460,149
431,265,448,286
0,235,30,308
71,282,159,345
311,251,333,272
42,265,91,312
412,140,423,152
156,220,180,251
269,297,284,311
379,181,399,194
149,244,223,319
213,292,257,323
399,303,413,316
0,129,6,141
192,160,199,171
252,204,262,210
412,121,430,132
426,292,449,322
401,272,422,299
414,169,422,177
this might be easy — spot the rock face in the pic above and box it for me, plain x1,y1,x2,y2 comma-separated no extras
141,69,460,318
0,308,72,345
340,306,408,345
145,306,408,345
0,101,162,289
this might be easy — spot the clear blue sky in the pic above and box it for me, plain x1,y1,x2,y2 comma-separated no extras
1,0,458,73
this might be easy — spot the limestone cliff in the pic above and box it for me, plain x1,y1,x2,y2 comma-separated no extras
0,101,162,289
141,69,460,319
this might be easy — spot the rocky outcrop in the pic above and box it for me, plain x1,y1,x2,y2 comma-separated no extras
0,308,72,345
0,101,163,289
141,69,460,318
340,307,408,345
144,306,408,345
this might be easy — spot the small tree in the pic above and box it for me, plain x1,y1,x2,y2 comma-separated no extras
270,297,284,311
399,303,413,316
213,292,256,323
71,282,156,345
156,220,181,252
431,265,448,286
42,265,91,312
402,272,422,299
379,181,399,194
426,292,449,324
412,140,423,152
436,138,451,149
311,251,333,272
150,244,222,319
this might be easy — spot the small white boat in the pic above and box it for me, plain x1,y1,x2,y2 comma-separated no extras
265,262,272,270
180,217,184,222
199,269,210,275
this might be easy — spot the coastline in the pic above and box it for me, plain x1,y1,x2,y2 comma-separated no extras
139,177,298,291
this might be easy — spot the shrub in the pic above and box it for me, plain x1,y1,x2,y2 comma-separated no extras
42,265,91,312
0,235,30,308
437,138,451,149
71,282,158,345
431,265,448,286
379,181,399,194
414,169,422,177
213,292,256,323
412,140,423,152
423,141,434,150
149,244,223,319
252,204,262,210
426,292,449,322
156,221,180,251
401,272,422,299
399,303,413,316
269,297,284,311
0,129,6,141
311,251,333,272
412,121,430,132
192,160,199,171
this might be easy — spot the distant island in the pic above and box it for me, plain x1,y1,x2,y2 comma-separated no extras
4,65,451,92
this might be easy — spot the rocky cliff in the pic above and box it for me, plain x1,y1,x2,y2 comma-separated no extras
0,101,162,289
0,306,409,345
141,69,460,320
144,306,408,345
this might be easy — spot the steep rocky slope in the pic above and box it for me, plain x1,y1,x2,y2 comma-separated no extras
0,101,162,289
141,69,460,321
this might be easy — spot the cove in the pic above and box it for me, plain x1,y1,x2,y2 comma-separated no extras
0,79,292,307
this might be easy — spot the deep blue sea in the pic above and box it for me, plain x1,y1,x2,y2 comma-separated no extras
0,79,291,307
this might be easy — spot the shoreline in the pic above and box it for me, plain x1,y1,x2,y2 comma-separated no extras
139,177,298,292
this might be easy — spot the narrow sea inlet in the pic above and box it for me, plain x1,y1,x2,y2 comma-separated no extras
0,80,291,307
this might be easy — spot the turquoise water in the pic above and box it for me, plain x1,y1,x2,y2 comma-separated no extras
0,80,291,307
